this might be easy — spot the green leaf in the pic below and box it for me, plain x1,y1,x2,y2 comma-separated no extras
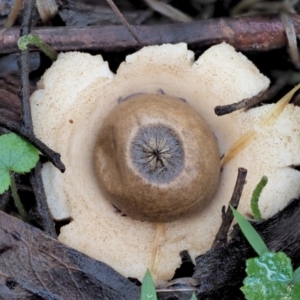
0,133,39,193
190,292,197,300
292,266,300,284
0,168,10,194
291,282,300,299
241,252,294,300
141,269,157,300
250,175,268,220
230,205,268,256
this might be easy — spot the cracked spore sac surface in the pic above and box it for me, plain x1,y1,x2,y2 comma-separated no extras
131,124,184,184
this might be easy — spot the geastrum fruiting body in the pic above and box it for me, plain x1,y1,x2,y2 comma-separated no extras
95,93,220,222
30,43,300,285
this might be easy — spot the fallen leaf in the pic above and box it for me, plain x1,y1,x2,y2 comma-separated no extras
0,210,140,299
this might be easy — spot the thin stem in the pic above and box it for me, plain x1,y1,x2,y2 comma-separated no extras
30,161,57,238
5,0,23,27
18,0,59,235
105,0,142,45
10,172,28,222
19,0,35,131
251,175,268,220
280,13,300,69
215,73,291,116
18,34,58,61
150,223,165,277
211,167,247,248
1,15,300,54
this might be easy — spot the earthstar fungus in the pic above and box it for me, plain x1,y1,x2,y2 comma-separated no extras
95,93,220,222
30,43,300,285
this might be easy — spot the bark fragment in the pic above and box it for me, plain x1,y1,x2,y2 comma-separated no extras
0,210,140,299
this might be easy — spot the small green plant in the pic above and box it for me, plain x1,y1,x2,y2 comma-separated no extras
250,175,268,220
231,205,300,300
18,34,58,61
141,269,157,300
140,269,197,300
0,133,39,221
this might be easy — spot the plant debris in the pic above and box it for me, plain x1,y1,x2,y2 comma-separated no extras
1,15,300,54
193,199,300,299
0,210,140,299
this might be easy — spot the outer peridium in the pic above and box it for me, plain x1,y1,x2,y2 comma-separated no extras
30,43,300,285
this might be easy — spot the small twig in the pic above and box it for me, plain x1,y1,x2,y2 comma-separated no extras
0,15,300,53
211,167,247,249
2,15,300,54
30,161,57,238
281,12,300,69
105,0,142,46
0,116,65,172
215,73,291,116
19,0,35,131
5,0,23,27
15,0,62,235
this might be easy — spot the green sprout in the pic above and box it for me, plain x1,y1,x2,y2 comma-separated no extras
0,133,39,221
231,205,300,300
141,269,157,300
18,34,58,61
250,175,268,220
231,205,268,256
140,269,197,299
